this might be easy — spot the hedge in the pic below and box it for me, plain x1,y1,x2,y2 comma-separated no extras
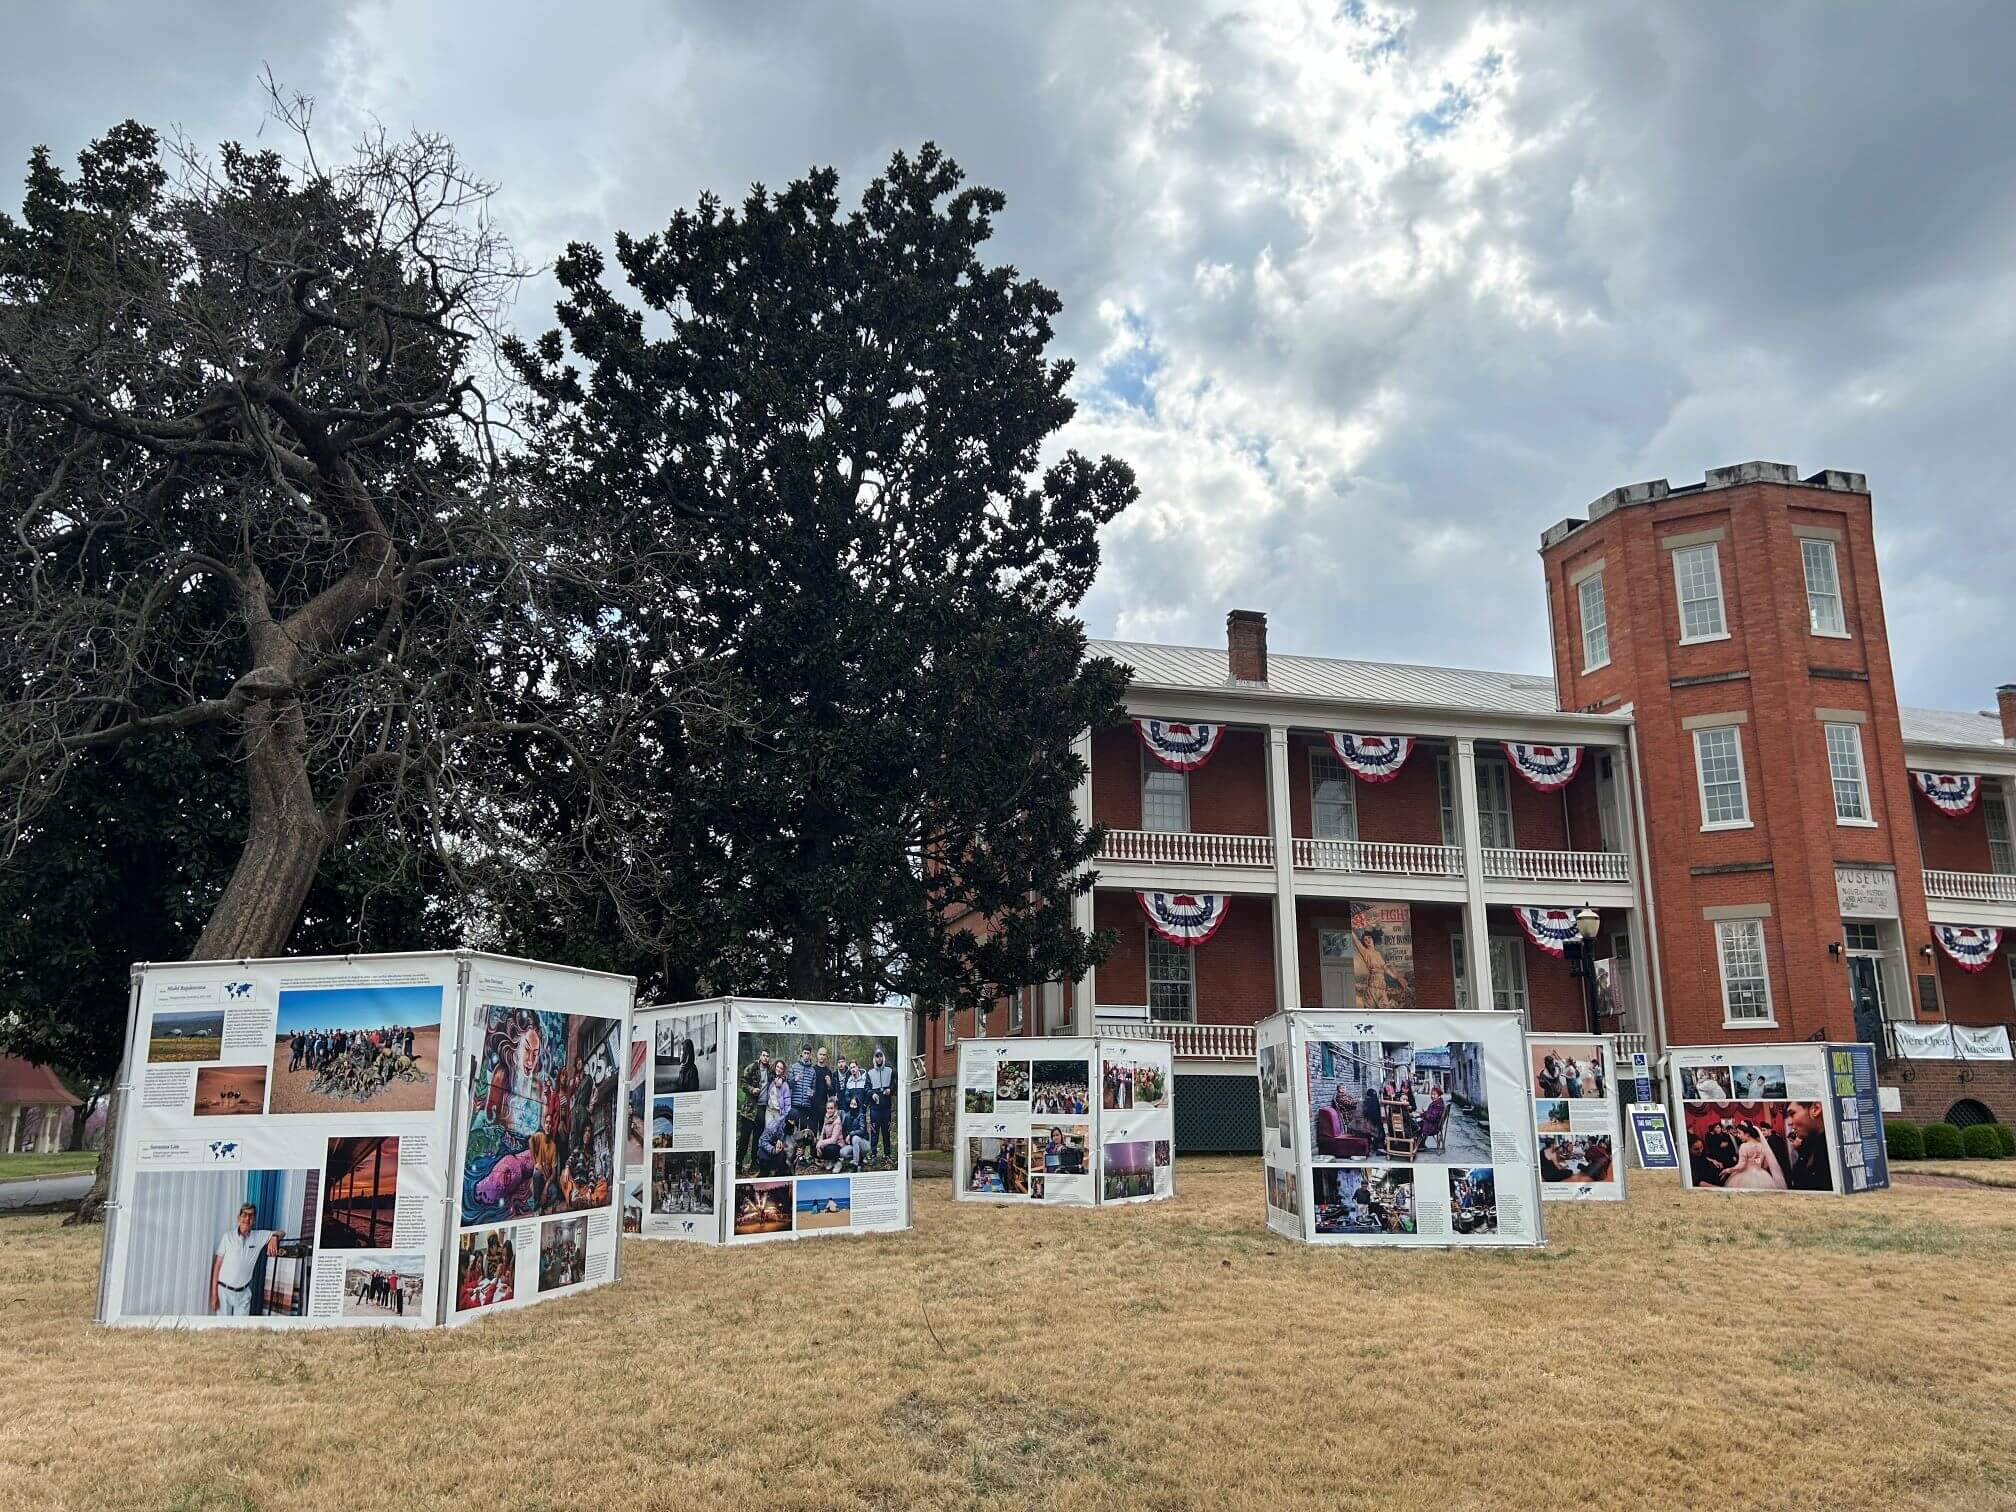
1922,1122,1964,1159
1961,1124,2005,1160
1884,1120,1923,1161
1994,1124,2016,1158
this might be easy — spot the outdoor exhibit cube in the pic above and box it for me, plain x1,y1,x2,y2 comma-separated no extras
953,1037,1175,1205
1256,1009,1544,1246
97,952,635,1329
1668,1042,1890,1195
623,998,911,1245
1531,1031,1625,1202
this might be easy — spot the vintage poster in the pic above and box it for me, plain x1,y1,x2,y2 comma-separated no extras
1099,1039,1175,1205
1668,1043,1866,1196
1278,1008,1541,1247
726,1000,909,1245
1348,901,1415,1012
1530,1033,1625,1202
635,1005,722,1243
955,1038,1097,1206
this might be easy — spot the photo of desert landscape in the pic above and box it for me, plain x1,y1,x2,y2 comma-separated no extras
191,1064,266,1117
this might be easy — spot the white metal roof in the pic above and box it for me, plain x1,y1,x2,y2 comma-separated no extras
1090,639,1567,716
1900,706,2010,753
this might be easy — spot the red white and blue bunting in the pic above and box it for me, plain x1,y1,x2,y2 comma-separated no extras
1934,924,2004,973
1503,742,1584,791
1513,906,1581,958
1135,718,1226,771
1138,891,1230,948
1911,771,1982,818
1325,733,1415,783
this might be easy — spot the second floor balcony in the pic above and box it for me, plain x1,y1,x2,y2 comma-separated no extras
1096,828,1632,888
1924,868,2016,907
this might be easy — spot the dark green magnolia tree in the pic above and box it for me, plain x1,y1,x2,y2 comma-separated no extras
508,144,1135,1013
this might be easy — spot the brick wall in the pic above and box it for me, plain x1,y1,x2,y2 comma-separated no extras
1094,889,1277,1024
1935,954,2016,1026
1092,722,1269,835
1914,799,1994,874
1880,1056,2016,1127
1287,735,1447,844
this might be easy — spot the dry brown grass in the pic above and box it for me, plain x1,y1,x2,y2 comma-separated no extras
4,1158,2016,1511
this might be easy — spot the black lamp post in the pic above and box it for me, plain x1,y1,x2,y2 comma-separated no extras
1569,903,1602,1035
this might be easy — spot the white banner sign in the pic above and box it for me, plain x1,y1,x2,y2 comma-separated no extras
1890,1022,2013,1060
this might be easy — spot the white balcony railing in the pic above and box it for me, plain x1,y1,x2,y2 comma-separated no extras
1292,838,1464,878
1098,829,1274,868
1924,869,2016,906
1482,846,1630,885
1096,1018,1257,1060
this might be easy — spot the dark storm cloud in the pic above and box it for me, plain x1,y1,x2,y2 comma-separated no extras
6,1,2009,707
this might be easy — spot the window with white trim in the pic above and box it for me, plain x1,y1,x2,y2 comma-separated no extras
1309,749,1358,841
1715,918,1773,1024
1146,934,1196,1023
1692,726,1750,828
1008,991,1023,1034
1801,538,1846,636
1579,572,1610,670
1451,934,1531,1015
1672,542,1727,641
1477,757,1515,849
1824,723,1871,823
944,1005,956,1047
1437,754,1458,845
1140,748,1189,833
1985,791,2014,876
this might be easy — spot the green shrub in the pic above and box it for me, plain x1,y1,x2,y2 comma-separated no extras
1961,1124,2004,1160
1989,1124,2016,1158
1884,1120,1923,1161
1922,1122,1964,1159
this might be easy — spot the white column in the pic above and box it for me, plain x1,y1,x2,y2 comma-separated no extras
1071,727,1097,1035
1453,738,1495,1012
1267,725,1302,1012
1607,740,1655,1045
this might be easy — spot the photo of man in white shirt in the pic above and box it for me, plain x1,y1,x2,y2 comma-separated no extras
211,1202,280,1316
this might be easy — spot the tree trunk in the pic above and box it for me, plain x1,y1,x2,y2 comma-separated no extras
69,702,329,1225
65,1094,94,1152
787,926,828,1001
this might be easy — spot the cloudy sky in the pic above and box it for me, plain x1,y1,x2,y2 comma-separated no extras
7,2,2012,712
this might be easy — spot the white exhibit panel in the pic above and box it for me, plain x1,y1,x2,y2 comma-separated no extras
1256,1016,1302,1240
1668,1043,1889,1196
98,952,635,1331
1530,1033,1625,1203
630,1003,726,1244
956,1038,1097,1205
1263,1009,1544,1248
1098,1039,1174,1204
721,1000,911,1246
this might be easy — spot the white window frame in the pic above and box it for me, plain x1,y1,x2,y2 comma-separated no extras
1578,572,1610,671
1436,753,1458,845
1691,726,1752,830
1145,931,1196,1024
944,1005,957,1048
1714,918,1775,1027
1985,790,2014,876
1309,747,1359,841
1477,756,1516,850
1825,723,1874,826
1008,991,1024,1034
1672,542,1729,644
1140,747,1190,834
1451,933,1530,1016
1801,538,1848,638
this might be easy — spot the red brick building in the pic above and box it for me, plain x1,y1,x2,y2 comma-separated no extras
919,462,2016,1145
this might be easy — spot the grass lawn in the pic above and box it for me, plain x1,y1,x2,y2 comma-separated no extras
1895,1158,2016,1190
0,1150,96,1183
5,1157,2016,1509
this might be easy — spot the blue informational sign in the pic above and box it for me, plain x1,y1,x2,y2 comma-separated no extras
1826,1042,1891,1193
1630,1051,1653,1104
1627,1104,1679,1169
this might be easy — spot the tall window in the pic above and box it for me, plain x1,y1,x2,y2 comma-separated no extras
1477,758,1515,849
1146,935,1195,1023
1578,572,1610,670
1008,991,1024,1034
944,1005,956,1048
1452,935,1530,1015
1715,918,1773,1024
1310,749,1358,840
1672,542,1727,641
1437,754,1458,845
1801,538,1846,635
1986,791,2014,876
1692,726,1750,828
1825,723,1871,823
1140,748,1189,833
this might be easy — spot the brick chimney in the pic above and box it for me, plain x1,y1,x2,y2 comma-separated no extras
1227,609,1268,683
1999,684,2016,743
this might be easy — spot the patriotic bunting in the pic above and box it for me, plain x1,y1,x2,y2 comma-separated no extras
1325,733,1415,783
1911,770,1983,818
1934,924,2004,973
1502,742,1584,791
1135,718,1226,771
1138,891,1230,947
1513,905,1582,958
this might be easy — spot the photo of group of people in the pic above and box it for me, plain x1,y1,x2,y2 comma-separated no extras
965,1136,1029,1195
341,1257,422,1319
1530,1036,1623,1200
654,1011,718,1094
1100,1058,1167,1111
733,1180,792,1235
1681,1063,1786,1102
270,984,442,1115
1027,1060,1090,1115
1313,1166,1415,1234
1307,1038,1490,1164
652,1150,714,1215
1539,1135,1614,1185
192,1063,267,1117
1102,1140,1164,1200
1532,1043,1606,1101
122,1167,318,1319
1684,1099,1832,1191
735,1032,900,1179
537,1215,589,1292
1449,1168,1496,1236
461,1005,622,1224
455,1226,517,1312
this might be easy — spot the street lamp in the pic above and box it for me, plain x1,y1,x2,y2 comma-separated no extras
1570,903,1602,1035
